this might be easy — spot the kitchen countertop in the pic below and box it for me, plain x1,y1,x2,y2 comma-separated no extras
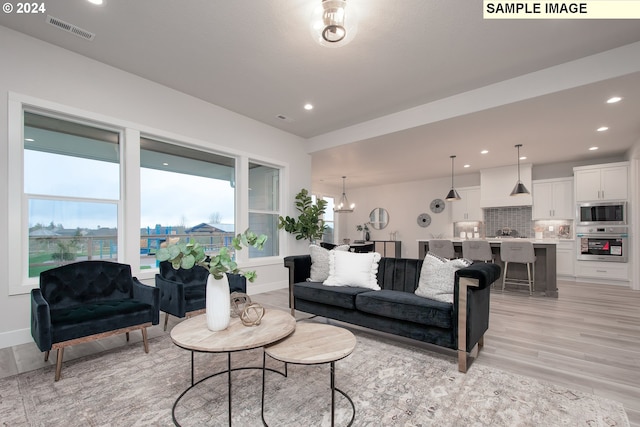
417,238,573,244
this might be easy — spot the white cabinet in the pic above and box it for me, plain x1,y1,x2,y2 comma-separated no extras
575,260,629,282
480,164,532,207
574,163,628,202
556,241,575,277
532,178,574,219
451,187,483,221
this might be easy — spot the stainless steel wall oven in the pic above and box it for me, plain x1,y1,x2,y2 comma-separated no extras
576,225,628,263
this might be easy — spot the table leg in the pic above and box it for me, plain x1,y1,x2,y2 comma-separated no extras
331,361,336,427
190,351,194,386
227,352,232,427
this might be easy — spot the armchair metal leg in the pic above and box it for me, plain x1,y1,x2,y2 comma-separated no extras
55,348,64,381
126,332,130,342
164,312,169,331
142,328,149,353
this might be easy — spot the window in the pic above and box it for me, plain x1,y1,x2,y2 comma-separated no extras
248,162,280,258
139,138,236,269
322,196,335,243
24,112,120,277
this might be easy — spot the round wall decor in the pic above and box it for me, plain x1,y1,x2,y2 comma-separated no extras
430,198,445,213
417,213,431,227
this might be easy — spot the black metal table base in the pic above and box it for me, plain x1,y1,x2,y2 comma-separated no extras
172,350,286,426
261,352,355,427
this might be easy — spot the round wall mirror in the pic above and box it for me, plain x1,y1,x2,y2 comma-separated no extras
369,208,389,230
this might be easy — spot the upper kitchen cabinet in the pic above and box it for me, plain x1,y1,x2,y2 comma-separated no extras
480,164,532,208
532,178,573,219
451,186,482,221
574,162,628,202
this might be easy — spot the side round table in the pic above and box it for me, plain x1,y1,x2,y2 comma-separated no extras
261,323,357,427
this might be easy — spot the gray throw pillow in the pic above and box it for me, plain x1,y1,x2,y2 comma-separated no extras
415,252,472,303
308,244,350,282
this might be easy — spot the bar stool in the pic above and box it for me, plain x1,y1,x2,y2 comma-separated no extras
462,240,494,263
501,240,536,295
428,239,455,259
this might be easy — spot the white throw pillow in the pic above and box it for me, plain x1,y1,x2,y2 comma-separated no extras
323,250,381,290
415,252,472,303
309,244,350,282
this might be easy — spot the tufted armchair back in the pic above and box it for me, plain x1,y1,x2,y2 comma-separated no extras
158,260,210,286
39,261,136,310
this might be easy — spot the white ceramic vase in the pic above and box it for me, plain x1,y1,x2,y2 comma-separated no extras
205,273,230,331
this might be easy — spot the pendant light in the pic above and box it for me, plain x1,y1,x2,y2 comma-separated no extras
334,176,355,213
445,155,461,201
510,144,530,196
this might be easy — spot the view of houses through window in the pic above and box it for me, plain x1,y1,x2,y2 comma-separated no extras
22,109,283,280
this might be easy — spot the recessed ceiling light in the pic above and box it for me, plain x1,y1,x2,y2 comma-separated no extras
606,96,622,104
589,146,599,151
597,126,609,132
304,103,313,111
25,138,34,142
463,164,470,168
519,156,527,160
87,0,104,4
480,150,489,154
163,162,169,166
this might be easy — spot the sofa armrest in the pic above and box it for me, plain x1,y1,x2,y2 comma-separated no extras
133,278,160,325
454,262,501,372
31,289,52,352
284,255,312,315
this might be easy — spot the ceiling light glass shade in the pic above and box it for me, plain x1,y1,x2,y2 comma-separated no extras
510,144,530,196
445,155,462,201
311,0,358,48
334,176,355,213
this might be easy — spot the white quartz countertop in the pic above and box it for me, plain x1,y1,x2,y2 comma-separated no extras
417,238,569,244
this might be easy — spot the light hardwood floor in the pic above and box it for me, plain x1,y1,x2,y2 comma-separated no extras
1,280,638,426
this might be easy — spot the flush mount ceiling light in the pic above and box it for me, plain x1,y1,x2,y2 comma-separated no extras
510,144,530,196
445,155,461,201
311,0,357,48
334,176,355,213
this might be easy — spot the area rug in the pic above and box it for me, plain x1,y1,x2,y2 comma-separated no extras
0,323,629,426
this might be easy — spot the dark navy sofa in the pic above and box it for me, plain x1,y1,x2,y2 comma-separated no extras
284,255,501,372
31,261,160,381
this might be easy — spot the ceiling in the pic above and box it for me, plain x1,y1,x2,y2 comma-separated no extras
2,1,640,190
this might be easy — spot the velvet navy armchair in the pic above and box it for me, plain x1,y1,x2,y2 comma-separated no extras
30,261,160,381
155,260,247,330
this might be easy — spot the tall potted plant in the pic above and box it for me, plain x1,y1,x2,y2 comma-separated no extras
278,189,328,242
156,229,267,331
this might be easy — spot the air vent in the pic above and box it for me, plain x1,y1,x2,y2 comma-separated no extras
46,15,95,41
276,114,294,122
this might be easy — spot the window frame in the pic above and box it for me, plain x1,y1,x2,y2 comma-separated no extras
8,92,287,295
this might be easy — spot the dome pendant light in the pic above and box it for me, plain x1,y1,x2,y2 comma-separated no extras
445,155,462,201
510,144,530,196
334,176,355,213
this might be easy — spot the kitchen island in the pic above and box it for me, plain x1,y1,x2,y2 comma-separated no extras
418,239,558,298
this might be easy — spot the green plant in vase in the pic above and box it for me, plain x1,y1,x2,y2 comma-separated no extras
278,188,328,242
155,229,267,331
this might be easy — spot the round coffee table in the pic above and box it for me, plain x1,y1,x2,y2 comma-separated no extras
261,323,357,426
170,310,296,426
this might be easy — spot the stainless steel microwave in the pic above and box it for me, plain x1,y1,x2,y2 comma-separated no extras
577,201,627,226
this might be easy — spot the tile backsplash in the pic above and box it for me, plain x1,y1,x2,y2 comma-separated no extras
454,206,573,239
485,206,534,238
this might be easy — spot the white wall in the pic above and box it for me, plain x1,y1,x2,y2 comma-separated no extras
325,174,480,259
0,27,311,348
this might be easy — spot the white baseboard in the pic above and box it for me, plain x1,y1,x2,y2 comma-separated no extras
0,328,32,350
